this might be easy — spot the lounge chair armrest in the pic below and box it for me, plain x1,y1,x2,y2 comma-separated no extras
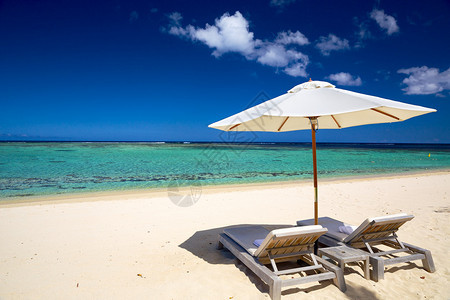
315,255,340,273
402,242,429,254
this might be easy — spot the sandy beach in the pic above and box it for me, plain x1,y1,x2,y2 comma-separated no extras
0,171,449,299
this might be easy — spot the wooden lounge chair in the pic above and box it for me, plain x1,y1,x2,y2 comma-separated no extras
297,213,435,281
217,225,346,300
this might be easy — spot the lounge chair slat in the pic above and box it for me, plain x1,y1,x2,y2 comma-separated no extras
303,235,312,244
353,229,400,243
263,232,323,257
266,244,312,253
362,235,397,244
269,250,312,260
299,236,309,244
289,238,298,246
381,239,402,249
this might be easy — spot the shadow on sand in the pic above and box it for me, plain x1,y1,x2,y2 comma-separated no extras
179,224,380,299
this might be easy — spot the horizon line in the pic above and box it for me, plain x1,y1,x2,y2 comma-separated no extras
0,140,449,146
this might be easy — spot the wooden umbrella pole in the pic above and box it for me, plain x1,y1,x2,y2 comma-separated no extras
311,119,318,225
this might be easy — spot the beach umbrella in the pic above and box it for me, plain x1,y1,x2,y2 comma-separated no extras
208,80,436,225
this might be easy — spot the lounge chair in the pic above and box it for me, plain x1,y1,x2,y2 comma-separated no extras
217,225,346,300
297,213,435,281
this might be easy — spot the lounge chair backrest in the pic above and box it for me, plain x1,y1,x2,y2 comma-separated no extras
343,213,414,245
255,225,327,258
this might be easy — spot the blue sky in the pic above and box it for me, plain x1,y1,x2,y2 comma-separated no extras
0,0,449,143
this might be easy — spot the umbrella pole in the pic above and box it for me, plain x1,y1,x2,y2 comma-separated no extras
311,121,318,225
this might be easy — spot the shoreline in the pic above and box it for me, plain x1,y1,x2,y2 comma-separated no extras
1,168,449,207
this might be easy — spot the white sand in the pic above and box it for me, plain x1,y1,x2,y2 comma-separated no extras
0,172,449,299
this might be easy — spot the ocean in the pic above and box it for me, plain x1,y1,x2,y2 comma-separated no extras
1,142,449,199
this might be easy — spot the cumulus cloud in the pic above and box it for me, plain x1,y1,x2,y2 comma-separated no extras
327,72,362,86
256,43,307,68
275,30,309,46
284,62,309,77
189,12,257,57
165,11,310,77
316,34,350,56
370,9,399,35
398,66,450,95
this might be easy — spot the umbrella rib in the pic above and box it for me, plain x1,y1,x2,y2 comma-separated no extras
277,117,289,132
371,108,400,121
331,115,341,129
228,123,241,131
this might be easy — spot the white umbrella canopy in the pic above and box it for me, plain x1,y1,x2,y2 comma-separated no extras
209,80,436,132
208,80,436,225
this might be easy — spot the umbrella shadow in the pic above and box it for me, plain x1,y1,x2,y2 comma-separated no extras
178,224,380,299
344,284,381,300
178,224,290,266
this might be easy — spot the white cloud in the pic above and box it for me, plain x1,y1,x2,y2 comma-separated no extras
398,66,450,95
275,30,309,46
283,62,309,77
129,11,138,23
316,34,350,56
356,23,371,40
256,43,304,67
161,12,186,36
370,9,399,35
167,12,183,27
270,0,296,8
327,72,362,86
187,12,257,57
353,17,373,48
256,44,291,67
166,11,310,77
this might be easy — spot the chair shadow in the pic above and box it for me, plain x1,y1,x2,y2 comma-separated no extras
178,224,381,299
385,261,420,273
339,262,366,278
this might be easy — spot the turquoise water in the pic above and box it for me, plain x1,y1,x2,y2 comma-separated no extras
1,142,449,199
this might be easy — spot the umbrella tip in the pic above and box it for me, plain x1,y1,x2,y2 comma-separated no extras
308,78,312,82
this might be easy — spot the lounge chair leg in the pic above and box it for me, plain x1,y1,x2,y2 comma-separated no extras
269,279,282,300
316,255,347,292
333,267,346,292
363,257,370,280
217,241,224,250
370,256,384,282
421,250,436,273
